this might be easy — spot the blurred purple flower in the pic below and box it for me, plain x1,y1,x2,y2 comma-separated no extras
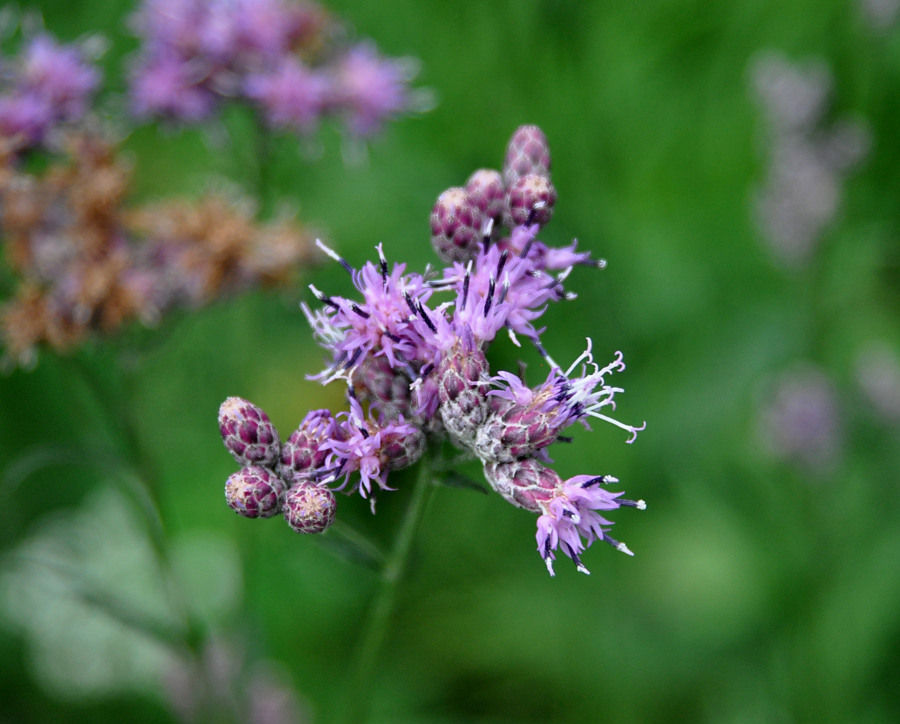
329,42,416,137
244,57,328,132
758,365,842,473
0,33,99,144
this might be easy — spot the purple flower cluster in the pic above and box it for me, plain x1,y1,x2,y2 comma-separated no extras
218,126,645,575
0,32,100,148
129,0,419,137
749,51,869,267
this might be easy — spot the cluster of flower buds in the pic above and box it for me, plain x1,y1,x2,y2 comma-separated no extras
128,0,424,137
0,26,101,151
219,125,645,575
430,125,557,263
749,51,869,267
0,131,314,368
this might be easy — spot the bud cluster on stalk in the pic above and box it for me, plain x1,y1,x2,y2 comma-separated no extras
217,125,646,575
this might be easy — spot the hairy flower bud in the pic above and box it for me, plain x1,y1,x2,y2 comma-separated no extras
465,168,506,221
380,425,426,471
430,187,485,263
505,173,557,228
351,354,413,421
437,335,490,446
502,124,551,187
283,481,336,534
278,409,336,484
474,398,555,463
224,465,286,518
218,396,282,467
482,457,560,512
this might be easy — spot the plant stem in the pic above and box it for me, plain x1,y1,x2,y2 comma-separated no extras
339,454,435,724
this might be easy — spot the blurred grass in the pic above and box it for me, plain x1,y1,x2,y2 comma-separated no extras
3,0,900,722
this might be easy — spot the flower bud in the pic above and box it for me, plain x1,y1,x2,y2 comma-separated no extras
218,397,281,467
381,425,426,471
278,409,336,484
465,168,506,221
430,187,484,263
283,481,336,534
502,124,551,187
225,465,286,518
437,337,490,447
483,457,560,512
505,173,557,228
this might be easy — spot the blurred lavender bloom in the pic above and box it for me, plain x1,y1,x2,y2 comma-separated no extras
329,42,417,137
748,51,869,267
0,33,100,145
758,365,843,473
244,57,328,133
855,342,900,425
130,49,217,121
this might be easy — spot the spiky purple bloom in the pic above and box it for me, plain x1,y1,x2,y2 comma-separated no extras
323,396,424,499
218,396,282,467
303,242,433,377
217,124,643,575
483,458,644,575
283,480,336,533
225,465,286,518
476,341,645,463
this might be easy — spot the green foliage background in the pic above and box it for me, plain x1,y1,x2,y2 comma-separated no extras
2,1,900,722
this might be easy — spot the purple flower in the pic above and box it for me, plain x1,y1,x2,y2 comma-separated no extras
329,43,415,137
303,242,433,380
0,34,99,144
475,341,644,463
483,457,644,575
130,51,217,121
244,57,328,132
324,396,424,500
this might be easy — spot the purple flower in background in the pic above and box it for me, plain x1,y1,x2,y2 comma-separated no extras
129,50,216,121
127,0,423,138
0,33,100,145
758,364,843,473
244,57,328,133
329,42,415,137
749,51,870,267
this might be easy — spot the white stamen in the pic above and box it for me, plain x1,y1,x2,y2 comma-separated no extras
507,328,522,348
315,238,343,263
636,500,647,510
576,563,591,575
616,541,634,556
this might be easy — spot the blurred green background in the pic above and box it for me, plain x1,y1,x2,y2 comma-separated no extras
2,0,900,722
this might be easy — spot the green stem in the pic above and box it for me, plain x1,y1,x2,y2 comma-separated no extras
339,455,435,724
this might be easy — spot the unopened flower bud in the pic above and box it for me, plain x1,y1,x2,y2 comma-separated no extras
218,397,281,467
465,168,506,221
225,465,286,518
283,481,336,534
380,425,426,471
503,124,551,187
279,409,336,484
437,336,490,446
351,354,413,421
483,457,560,512
505,173,557,228
430,187,485,263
